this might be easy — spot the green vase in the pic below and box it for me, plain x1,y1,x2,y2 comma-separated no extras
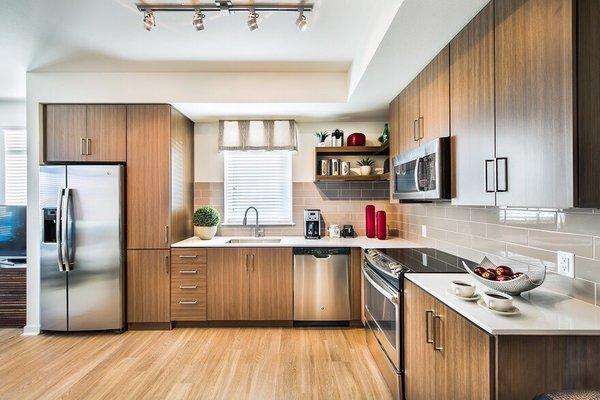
379,123,390,144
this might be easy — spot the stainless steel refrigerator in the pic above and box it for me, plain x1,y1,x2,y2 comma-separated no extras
40,165,125,331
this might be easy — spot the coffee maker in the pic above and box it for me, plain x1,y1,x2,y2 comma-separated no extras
303,209,322,239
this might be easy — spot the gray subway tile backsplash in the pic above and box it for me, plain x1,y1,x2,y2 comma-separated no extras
528,230,594,258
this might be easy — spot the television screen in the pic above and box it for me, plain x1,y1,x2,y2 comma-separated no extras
0,206,26,257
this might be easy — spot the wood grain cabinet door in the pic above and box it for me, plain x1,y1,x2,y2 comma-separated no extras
207,248,250,320
403,280,436,400
248,248,293,321
86,104,126,162
433,300,493,400
419,45,450,144
44,104,87,163
126,105,171,249
127,250,171,323
450,3,496,206
397,79,421,154
494,0,574,208
388,96,399,200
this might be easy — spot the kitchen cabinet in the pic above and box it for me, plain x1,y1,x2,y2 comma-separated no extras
42,104,126,163
0,267,26,327
207,247,293,321
127,250,171,325
396,79,420,155
419,46,450,144
450,2,495,206
126,104,194,249
495,0,574,208
171,248,207,322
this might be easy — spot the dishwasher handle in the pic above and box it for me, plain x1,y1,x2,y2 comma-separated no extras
293,247,351,256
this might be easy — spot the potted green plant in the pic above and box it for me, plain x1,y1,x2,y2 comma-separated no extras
357,157,375,175
193,206,220,240
314,131,330,147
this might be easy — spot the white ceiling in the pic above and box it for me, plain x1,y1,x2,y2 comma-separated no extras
1,0,491,120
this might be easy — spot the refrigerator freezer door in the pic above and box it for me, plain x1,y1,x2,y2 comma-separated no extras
66,165,125,331
40,166,68,331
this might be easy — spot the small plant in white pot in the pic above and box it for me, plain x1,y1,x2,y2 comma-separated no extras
357,157,375,175
193,206,220,240
314,131,330,147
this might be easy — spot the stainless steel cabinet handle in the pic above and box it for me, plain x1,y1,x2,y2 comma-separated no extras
425,310,434,344
418,116,424,139
179,301,197,305
433,314,443,351
164,226,169,244
179,270,197,274
413,119,418,141
179,255,198,259
164,255,170,275
179,285,197,289
86,138,92,155
485,159,496,193
80,138,86,156
496,157,508,192
250,254,255,272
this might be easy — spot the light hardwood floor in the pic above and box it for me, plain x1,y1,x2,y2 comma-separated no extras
0,328,392,400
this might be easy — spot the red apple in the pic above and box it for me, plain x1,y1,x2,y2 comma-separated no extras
496,275,513,281
486,268,497,277
496,266,514,277
481,271,496,280
474,267,486,276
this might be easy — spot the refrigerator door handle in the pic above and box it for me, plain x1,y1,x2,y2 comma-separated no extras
56,189,66,272
63,188,75,271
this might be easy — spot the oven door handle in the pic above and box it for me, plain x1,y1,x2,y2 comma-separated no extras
362,266,398,305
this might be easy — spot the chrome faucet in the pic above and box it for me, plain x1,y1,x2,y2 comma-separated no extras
243,206,264,237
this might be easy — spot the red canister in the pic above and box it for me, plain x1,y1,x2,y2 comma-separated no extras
365,205,376,238
376,210,387,240
347,132,366,146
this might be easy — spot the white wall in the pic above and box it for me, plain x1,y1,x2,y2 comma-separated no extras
194,121,387,182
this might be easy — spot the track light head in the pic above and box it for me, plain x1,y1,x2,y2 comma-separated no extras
192,10,205,31
247,9,259,31
296,8,308,31
143,9,155,31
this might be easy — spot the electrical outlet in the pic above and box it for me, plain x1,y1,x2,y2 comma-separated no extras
421,225,427,238
557,251,575,278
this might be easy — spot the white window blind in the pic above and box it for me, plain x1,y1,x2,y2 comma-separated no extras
3,130,27,206
224,151,293,225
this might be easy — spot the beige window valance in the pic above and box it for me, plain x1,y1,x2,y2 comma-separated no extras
218,120,298,151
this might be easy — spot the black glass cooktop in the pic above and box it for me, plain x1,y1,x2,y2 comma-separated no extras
379,247,473,274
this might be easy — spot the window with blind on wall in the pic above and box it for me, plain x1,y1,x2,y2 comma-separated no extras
223,151,293,225
2,130,27,206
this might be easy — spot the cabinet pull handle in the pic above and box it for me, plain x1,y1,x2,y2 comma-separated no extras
433,314,443,351
164,255,170,275
485,159,495,193
250,254,255,272
418,116,424,139
179,255,198,259
179,270,197,274
164,226,169,244
80,138,86,156
86,138,92,155
425,310,434,344
179,301,197,305
179,285,197,289
245,254,249,272
413,119,418,141
496,157,508,192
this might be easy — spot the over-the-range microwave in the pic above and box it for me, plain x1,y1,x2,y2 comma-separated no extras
392,136,451,201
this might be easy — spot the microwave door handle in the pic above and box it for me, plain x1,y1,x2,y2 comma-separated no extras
56,189,65,272
362,267,398,304
414,157,422,192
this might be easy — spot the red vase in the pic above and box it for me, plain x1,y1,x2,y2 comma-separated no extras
376,211,387,240
365,205,376,238
347,132,366,146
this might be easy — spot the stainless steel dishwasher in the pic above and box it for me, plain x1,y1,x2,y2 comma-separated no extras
293,247,351,322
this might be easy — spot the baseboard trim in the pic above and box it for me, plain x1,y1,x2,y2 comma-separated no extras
22,325,41,336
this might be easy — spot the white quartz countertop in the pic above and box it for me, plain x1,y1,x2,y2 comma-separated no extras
172,235,418,249
406,273,600,336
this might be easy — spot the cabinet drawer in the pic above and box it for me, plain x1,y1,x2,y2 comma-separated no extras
171,264,206,278
171,248,207,264
171,292,206,321
171,277,206,293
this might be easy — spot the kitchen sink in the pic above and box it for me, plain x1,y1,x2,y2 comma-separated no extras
226,238,282,244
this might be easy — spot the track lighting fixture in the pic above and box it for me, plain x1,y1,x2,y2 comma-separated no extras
296,8,308,31
192,10,205,31
136,3,312,32
247,9,259,31
143,9,155,31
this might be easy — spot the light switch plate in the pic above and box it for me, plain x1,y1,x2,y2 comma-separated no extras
557,251,575,278
421,225,427,238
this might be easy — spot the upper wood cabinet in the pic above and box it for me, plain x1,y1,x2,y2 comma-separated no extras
126,104,194,250
450,2,496,206
42,104,126,163
127,249,171,324
207,247,293,321
495,0,574,208
397,79,421,155
419,46,450,144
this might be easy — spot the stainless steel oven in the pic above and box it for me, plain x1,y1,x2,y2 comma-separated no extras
392,137,450,201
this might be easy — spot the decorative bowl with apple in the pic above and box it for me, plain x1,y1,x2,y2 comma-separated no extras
463,257,545,295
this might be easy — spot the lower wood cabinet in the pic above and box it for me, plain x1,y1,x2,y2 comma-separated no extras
171,248,207,321
127,250,171,324
207,247,293,321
